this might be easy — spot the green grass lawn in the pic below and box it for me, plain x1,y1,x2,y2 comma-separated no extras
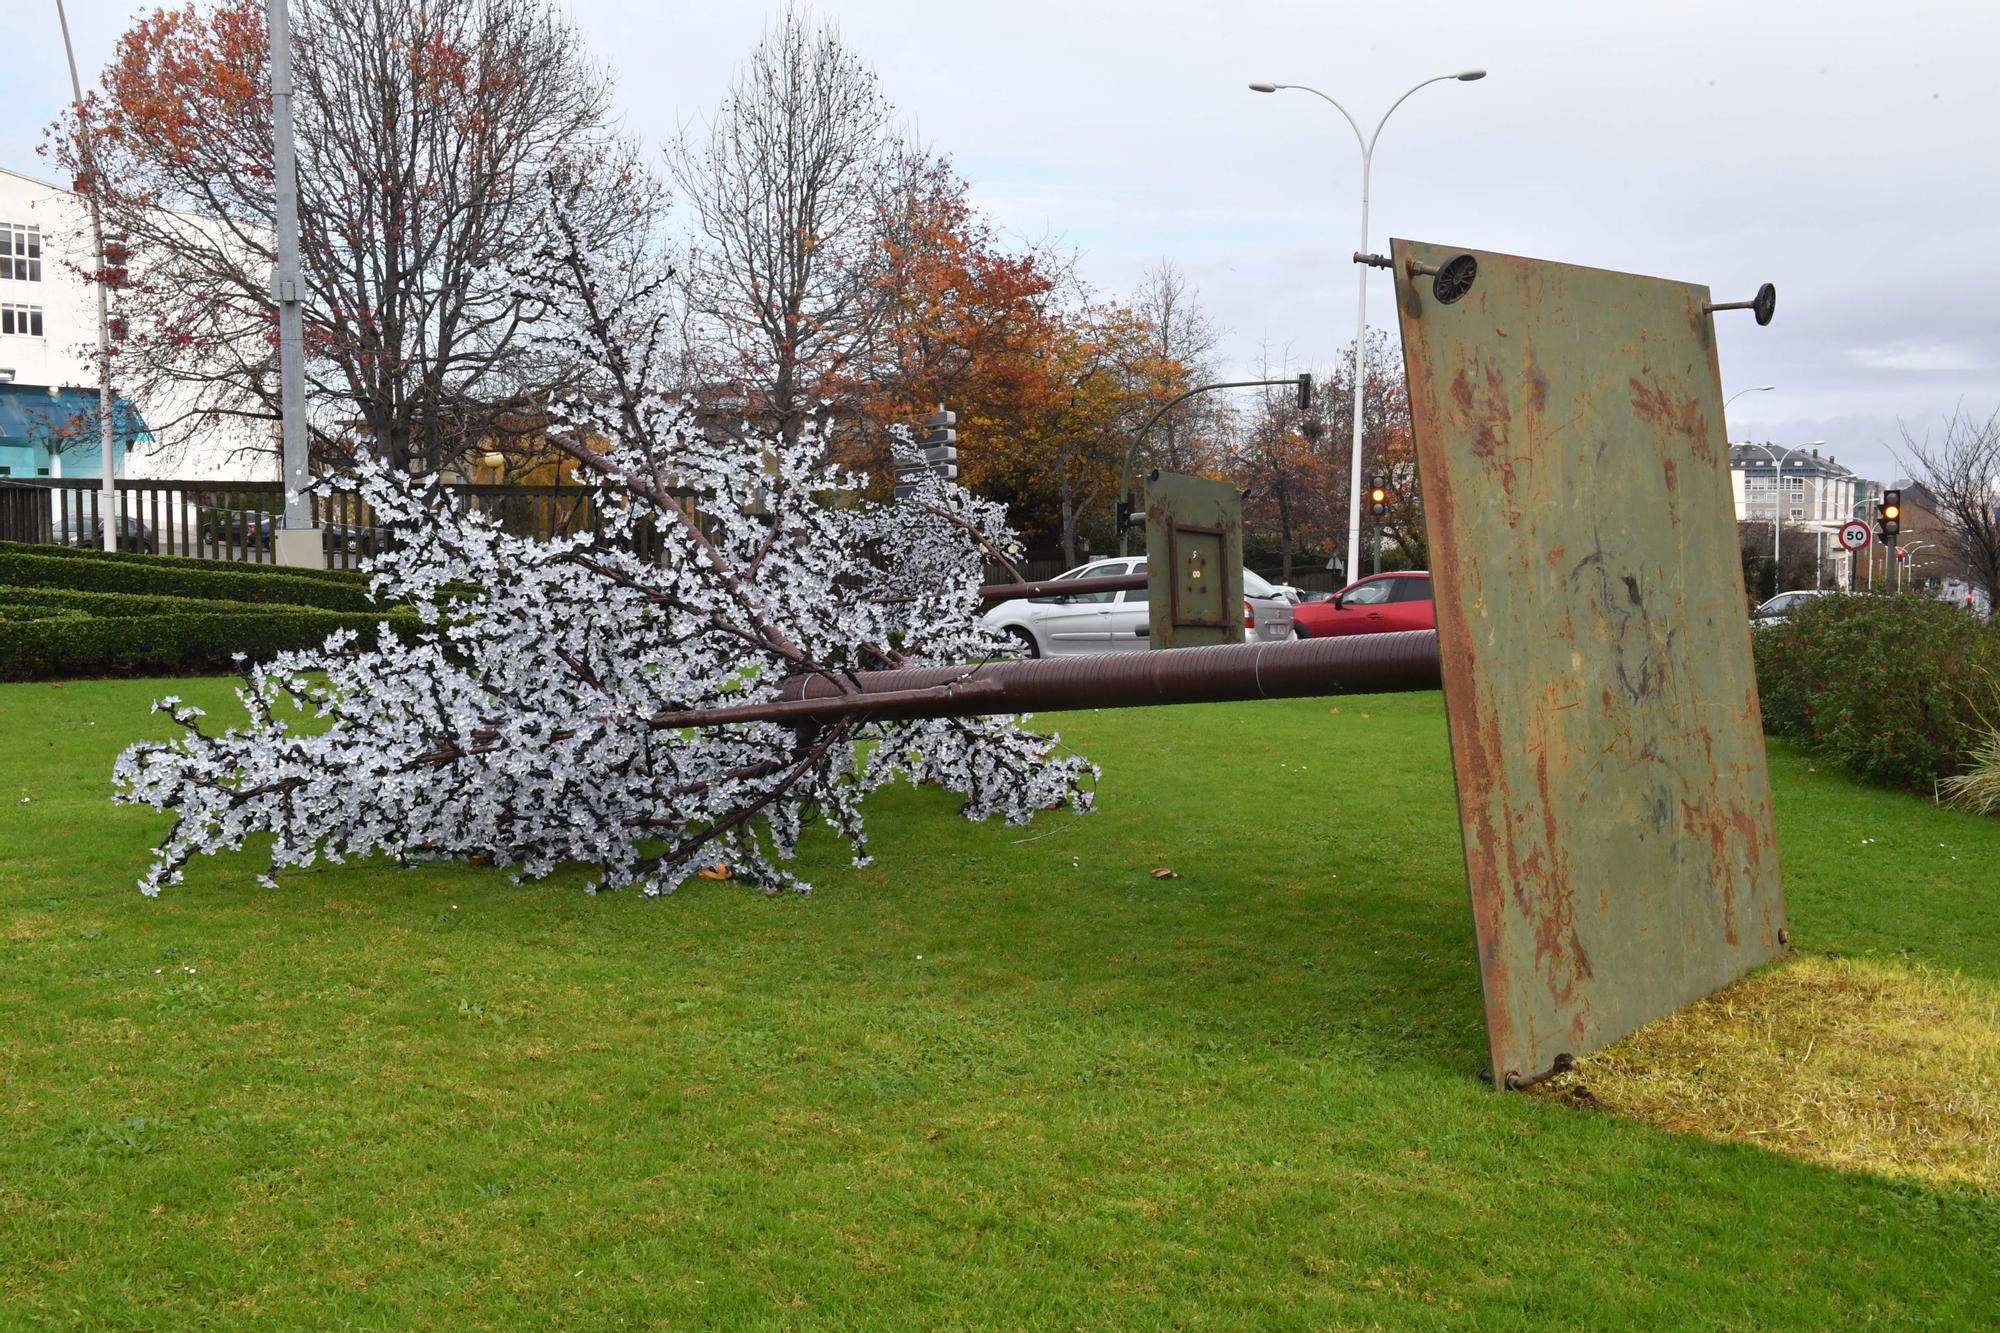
2,678,1998,1328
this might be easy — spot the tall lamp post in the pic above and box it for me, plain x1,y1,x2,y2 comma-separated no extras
54,0,118,552
268,0,318,568
1250,69,1484,584
1735,439,1824,576
1899,540,1935,595
1725,384,1775,409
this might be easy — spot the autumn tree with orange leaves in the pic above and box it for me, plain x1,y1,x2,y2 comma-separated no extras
48,0,657,475
1226,332,1418,580
834,152,1063,484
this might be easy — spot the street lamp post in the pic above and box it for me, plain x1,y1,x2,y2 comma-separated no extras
268,0,318,568
1735,442,1793,572
1724,384,1775,409
54,0,119,552
1734,439,1824,580
1250,69,1484,585
1899,540,1935,595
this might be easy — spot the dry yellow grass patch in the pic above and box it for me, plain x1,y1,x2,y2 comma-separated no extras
1541,955,2000,1190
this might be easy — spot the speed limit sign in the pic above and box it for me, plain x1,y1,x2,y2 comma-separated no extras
1838,519,1872,551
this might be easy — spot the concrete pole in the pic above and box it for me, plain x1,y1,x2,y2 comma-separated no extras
268,0,320,568
54,0,119,552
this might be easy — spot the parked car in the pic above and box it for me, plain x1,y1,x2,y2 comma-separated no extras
1750,589,1827,626
1254,575,1308,603
1291,571,1434,638
56,516,155,552
198,505,387,558
978,558,1294,657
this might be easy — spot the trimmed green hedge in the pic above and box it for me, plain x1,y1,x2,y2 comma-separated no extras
0,547,378,612
0,605,417,680
0,604,88,626
1754,593,2000,788
0,584,290,619
0,596,418,676
0,545,429,680
0,538,367,585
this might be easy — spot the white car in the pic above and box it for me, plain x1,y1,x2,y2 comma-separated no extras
1750,589,1828,627
978,558,1295,657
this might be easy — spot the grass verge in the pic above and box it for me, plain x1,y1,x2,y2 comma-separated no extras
2,677,1998,1328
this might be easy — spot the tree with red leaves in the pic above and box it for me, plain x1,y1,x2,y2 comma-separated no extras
48,0,657,475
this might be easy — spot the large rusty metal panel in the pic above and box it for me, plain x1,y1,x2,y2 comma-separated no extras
1391,239,1786,1086
1144,471,1245,649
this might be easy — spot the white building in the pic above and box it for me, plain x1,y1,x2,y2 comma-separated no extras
1729,441,1863,530
0,165,270,481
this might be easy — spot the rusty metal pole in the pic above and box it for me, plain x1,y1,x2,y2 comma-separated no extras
766,631,1441,725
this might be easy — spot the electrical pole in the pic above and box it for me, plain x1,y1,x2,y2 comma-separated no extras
268,0,319,567
54,0,118,552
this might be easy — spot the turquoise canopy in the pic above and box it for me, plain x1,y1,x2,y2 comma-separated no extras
0,385,149,447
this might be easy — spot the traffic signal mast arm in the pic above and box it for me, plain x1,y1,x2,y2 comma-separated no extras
1117,375,1315,549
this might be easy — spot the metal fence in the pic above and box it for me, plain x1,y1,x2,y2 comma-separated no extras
0,478,688,570
0,479,1362,592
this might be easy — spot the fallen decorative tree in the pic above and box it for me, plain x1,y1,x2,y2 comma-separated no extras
113,192,1096,897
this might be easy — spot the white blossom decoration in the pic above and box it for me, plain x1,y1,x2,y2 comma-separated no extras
112,183,1095,897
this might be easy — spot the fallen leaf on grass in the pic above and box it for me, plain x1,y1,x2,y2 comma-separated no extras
696,863,732,881
1151,867,1179,879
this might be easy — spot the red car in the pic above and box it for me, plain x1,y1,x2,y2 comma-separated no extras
1292,571,1434,637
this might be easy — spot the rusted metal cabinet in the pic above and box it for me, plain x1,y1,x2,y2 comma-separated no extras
1142,472,1245,651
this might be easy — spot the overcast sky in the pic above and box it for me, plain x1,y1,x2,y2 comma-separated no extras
8,0,1997,483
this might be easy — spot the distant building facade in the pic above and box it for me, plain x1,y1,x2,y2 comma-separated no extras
0,165,269,481
1728,441,1861,530
0,166,142,480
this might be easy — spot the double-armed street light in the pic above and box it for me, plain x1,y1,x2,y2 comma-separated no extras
1249,69,1485,585
1735,439,1824,571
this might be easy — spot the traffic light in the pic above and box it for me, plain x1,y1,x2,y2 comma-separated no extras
1116,495,1135,535
1296,373,1314,410
1879,489,1901,537
1368,475,1388,516
898,407,959,501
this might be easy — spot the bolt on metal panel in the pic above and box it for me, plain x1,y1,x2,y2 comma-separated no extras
1142,472,1244,650
1391,238,1787,1087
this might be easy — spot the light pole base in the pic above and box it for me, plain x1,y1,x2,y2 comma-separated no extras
273,526,324,570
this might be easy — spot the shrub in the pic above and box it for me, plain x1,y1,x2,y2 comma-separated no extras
0,546,378,612
1941,728,2000,815
0,538,366,585
0,584,282,619
1754,594,2000,789
0,604,418,680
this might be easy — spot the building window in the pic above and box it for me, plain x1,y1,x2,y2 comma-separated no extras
0,304,44,336
0,224,41,282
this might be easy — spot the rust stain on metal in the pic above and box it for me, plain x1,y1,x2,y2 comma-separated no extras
1393,239,1788,1085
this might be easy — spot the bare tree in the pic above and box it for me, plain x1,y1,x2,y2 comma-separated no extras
1131,259,1223,474
51,0,654,475
671,8,897,445
1898,407,2000,607
1232,349,1329,581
